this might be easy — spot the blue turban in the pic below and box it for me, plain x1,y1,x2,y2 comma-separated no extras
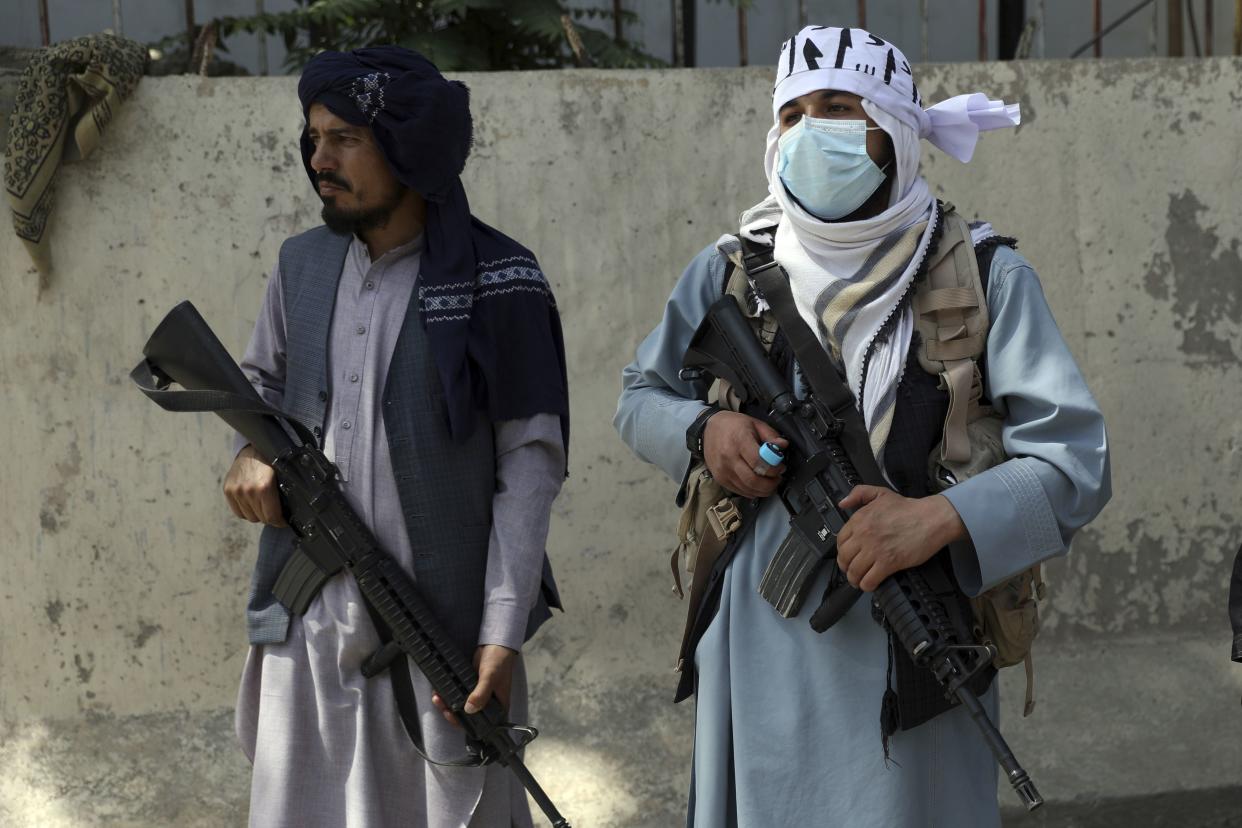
298,47,568,456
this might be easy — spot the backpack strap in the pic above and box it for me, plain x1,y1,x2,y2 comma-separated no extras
915,206,991,464
718,234,769,315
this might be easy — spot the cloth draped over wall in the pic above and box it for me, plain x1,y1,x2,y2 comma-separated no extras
4,33,147,290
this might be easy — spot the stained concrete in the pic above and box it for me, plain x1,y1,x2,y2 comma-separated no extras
1003,787,1242,828
1,58,1240,825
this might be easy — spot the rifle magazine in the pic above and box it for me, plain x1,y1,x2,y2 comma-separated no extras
758,529,823,618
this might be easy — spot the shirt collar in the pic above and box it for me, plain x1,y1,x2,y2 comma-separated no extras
349,231,426,270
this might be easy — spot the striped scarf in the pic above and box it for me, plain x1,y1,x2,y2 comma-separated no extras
777,206,938,464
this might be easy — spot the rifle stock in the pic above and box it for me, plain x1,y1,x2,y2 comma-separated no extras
136,301,295,461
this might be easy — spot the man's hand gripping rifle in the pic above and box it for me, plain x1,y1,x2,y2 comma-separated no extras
130,301,571,828
681,296,1043,812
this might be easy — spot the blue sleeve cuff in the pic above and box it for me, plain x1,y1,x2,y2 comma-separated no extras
940,457,1066,595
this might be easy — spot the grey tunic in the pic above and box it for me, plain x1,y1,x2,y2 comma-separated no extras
615,243,1111,826
233,233,565,827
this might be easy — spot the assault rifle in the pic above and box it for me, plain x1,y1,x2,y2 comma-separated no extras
681,296,1043,812
130,301,571,828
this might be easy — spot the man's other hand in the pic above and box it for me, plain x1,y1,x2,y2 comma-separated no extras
223,444,287,527
703,411,788,499
836,486,967,592
432,644,517,728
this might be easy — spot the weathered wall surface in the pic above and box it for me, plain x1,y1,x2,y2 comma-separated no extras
1,58,1239,825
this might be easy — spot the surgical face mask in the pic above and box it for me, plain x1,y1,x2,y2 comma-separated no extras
777,117,889,221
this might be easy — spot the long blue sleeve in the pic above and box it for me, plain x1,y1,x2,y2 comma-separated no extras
941,246,1112,595
614,245,726,483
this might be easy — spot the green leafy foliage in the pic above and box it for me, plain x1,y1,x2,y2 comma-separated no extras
213,0,663,72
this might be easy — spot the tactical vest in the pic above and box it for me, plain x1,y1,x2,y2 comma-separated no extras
246,225,558,658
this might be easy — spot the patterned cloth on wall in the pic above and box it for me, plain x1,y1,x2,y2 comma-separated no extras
4,33,147,288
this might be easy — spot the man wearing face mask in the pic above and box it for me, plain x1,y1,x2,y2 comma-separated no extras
616,26,1110,826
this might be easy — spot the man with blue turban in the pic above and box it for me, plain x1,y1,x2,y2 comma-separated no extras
222,47,569,826
616,26,1111,825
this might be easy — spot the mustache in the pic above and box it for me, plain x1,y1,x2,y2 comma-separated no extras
317,172,351,192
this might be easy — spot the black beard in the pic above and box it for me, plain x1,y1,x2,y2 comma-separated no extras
321,187,405,235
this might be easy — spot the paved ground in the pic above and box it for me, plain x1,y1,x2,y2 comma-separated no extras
1004,787,1242,827
3,705,1238,826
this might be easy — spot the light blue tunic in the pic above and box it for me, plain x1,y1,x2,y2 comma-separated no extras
614,242,1111,827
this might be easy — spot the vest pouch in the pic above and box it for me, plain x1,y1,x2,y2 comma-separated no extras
928,412,1005,489
970,568,1043,668
671,462,741,599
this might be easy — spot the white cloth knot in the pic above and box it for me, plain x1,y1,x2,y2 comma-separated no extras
923,93,1022,163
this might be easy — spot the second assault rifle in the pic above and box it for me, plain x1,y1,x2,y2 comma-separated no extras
130,301,571,828
681,295,1043,811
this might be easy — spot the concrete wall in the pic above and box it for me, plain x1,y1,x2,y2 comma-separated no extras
1,57,1240,825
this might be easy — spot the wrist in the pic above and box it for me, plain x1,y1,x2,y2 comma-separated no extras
685,405,722,460
929,494,968,548
477,601,529,654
